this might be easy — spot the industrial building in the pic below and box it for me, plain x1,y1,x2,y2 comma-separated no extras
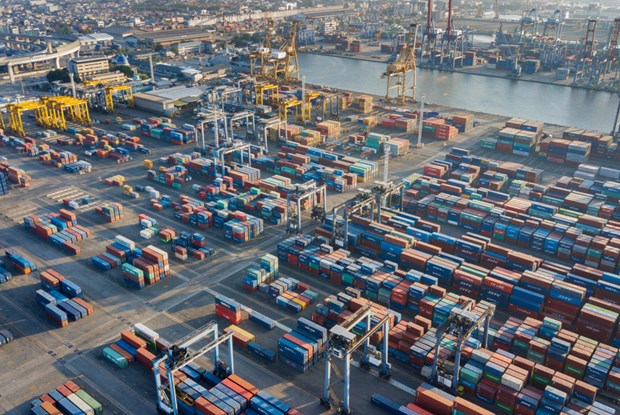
67,56,110,79
132,85,205,114
77,33,114,47
125,28,214,47
175,41,203,55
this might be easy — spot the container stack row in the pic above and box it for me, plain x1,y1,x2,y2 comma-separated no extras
279,234,620,413
277,317,328,373
169,194,265,243
215,295,245,325
0,258,14,283
258,276,318,314
401,189,620,269
0,171,7,195
4,249,36,275
103,330,158,370
170,230,215,261
30,381,103,415
36,269,94,327
242,254,279,291
140,119,194,145
39,150,92,174
23,209,92,255
0,162,31,187
95,202,124,223
92,237,172,288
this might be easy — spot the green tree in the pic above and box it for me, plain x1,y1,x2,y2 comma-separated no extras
46,69,71,83
153,43,164,52
113,65,135,78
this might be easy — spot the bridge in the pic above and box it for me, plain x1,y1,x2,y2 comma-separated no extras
0,35,81,83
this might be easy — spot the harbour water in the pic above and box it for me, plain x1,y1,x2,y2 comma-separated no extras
298,53,617,132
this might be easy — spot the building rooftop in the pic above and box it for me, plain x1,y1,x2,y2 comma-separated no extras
70,55,109,63
129,27,213,43
139,85,205,101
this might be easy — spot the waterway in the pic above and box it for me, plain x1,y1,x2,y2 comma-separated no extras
298,53,617,132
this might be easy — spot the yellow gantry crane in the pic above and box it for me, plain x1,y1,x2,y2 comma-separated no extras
278,98,302,121
6,96,90,136
6,101,49,136
249,19,275,78
105,85,134,113
300,91,324,122
383,23,419,105
271,21,300,82
41,96,91,131
255,83,279,106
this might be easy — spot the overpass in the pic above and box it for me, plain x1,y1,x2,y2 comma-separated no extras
0,38,81,83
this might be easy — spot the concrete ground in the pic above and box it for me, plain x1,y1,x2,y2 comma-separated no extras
0,96,618,414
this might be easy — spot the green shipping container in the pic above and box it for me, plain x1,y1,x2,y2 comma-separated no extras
75,390,104,415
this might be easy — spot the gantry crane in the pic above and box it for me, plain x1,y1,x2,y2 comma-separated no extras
300,91,325,123
254,83,279,106
383,23,418,105
331,183,406,249
423,0,441,58
573,19,598,85
285,180,327,235
542,10,563,40
213,141,252,176
320,302,392,415
41,96,91,131
277,97,302,121
270,21,300,82
430,302,495,394
105,85,134,113
153,321,235,415
249,19,275,78
6,100,49,136
519,8,539,42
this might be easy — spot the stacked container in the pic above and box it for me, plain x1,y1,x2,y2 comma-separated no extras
278,317,327,372
30,381,103,415
215,295,244,325
35,269,94,327
23,210,92,255
95,202,124,223
4,250,36,274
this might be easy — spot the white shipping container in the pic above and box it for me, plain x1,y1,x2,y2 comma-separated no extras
66,394,95,415
271,51,286,59
140,229,155,239
115,235,136,251
599,167,620,180
500,373,524,391
134,323,160,343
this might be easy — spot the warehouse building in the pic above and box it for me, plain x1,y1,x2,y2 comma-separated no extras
125,28,213,47
133,85,205,115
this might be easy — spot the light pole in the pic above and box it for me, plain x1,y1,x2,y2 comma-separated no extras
416,94,425,148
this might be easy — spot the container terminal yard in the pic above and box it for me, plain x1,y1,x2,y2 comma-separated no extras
1,9,620,415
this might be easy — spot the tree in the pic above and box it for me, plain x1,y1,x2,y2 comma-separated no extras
153,43,164,52
47,69,70,83
113,65,134,78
